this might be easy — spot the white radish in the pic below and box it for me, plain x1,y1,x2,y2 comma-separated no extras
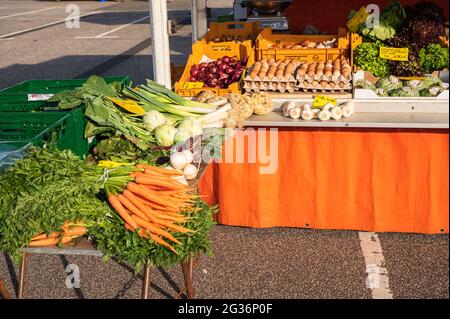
170,152,188,170
183,164,198,180
182,150,194,164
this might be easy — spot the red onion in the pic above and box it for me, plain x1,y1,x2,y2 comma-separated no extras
207,78,219,88
218,72,229,81
188,54,247,89
190,69,200,78
224,66,234,75
231,72,242,82
208,66,217,74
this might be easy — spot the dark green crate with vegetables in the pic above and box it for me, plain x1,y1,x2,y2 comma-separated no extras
0,76,130,112
0,112,71,170
0,76,130,157
0,112,73,148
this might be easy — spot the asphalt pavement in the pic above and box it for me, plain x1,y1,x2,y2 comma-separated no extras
0,0,448,299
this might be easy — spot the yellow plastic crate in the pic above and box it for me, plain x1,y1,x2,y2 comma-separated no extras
174,42,255,97
202,21,261,44
255,28,352,62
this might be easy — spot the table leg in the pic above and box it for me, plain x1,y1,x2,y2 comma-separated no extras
18,253,27,299
0,277,11,299
181,255,195,299
141,263,152,299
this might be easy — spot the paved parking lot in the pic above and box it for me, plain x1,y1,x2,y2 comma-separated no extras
0,0,448,299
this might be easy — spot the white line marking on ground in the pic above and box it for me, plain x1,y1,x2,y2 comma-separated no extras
95,15,149,38
0,10,103,39
0,38,15,40
74,36,119,39
0,7,56,19
358,232,394,299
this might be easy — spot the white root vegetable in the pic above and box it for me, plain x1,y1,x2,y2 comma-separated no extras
182,150,194,164
312,108,320,119
301,104,313,121
341,100,355,118
318,106,331,121
170,152,188,170
289,106,301,119
183,164,198,180
206,96,229,106
330,106,343,120
281,101,296,117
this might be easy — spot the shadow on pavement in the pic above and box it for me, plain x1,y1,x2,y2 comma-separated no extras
0,36,191,90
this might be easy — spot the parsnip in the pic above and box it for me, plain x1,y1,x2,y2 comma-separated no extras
301,104,313,121
289,106,301,119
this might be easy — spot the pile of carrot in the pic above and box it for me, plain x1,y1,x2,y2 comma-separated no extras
108,164,199,254
29,222,87,247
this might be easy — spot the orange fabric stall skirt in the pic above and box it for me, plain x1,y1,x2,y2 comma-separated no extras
199,128,449,234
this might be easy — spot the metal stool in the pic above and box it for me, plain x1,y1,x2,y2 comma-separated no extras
18,237,195,299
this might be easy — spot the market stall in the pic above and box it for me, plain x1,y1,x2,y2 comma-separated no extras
198,99,449,234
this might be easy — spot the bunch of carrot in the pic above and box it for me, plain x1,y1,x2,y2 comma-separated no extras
29,222,87,247
107,164,199,254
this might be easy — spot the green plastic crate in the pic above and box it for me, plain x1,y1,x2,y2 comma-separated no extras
0,76,130,112
0,112,87,157
0,76,130,157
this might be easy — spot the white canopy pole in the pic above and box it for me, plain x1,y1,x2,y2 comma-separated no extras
191,0,208,43
149,0,171,88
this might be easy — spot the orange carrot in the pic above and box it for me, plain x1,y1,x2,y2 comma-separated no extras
63,227,87,237
122,190,156,222
153,219,193,233
108,194,138,229
149,233,178,254
127,183,180,209
149,210,190,222
28,235,73,247
31,233,47,241
135,175,187,190
130,214,181,245
124,223,178,255
124,223,149,239
130,193,177,212
31,232,60,241
117,194,150,221
141,165,184,176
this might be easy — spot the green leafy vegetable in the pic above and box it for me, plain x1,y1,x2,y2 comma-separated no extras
420,44,449,73
354,42,391,77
